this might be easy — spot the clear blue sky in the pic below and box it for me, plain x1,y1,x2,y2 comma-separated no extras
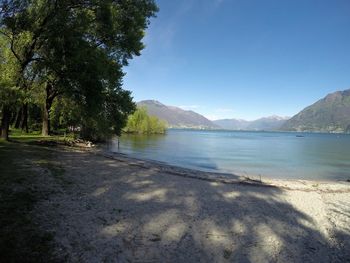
124,0,350,121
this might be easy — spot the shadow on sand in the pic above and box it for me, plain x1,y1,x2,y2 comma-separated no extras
36,149,350,263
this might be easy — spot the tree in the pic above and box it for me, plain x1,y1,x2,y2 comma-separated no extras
0,0,158,139
124,107,167,134
0,33,22,139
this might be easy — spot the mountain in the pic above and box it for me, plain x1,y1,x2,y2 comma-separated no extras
137,100,218,129
281,89,350,133
246,116,290,130
138,100,289,131
213,116,289,131
212,119,250,130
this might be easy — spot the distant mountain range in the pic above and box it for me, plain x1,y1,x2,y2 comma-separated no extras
137,100,218,129
138,89,350,133
137,100,288,130
213,116,290,131
281,89,350,133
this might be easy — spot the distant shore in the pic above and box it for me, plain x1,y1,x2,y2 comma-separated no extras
167,127,350,134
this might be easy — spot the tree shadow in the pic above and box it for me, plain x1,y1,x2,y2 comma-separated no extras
38,149,350,262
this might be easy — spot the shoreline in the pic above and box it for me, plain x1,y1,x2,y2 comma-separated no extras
43,144,350,261
108,129,350,186
2,141,349,262
97,149,350,193
167,127,350,135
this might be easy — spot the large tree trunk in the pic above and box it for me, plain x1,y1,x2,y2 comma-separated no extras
42,102,50,136
9,110,17,126
1,105,11,140
14,107,23,129
21,103,28,133
14,104,29,132
42,83,56,136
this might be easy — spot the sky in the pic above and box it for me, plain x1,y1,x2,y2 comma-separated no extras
123,0,350,121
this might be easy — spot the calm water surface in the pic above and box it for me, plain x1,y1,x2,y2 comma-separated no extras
108,129,350,181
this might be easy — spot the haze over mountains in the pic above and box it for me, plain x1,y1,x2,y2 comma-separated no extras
138,89,350,133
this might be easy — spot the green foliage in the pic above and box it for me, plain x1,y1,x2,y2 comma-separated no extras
0,0,158,140
124,107,167,134
50,97,82,131
0,34,21,107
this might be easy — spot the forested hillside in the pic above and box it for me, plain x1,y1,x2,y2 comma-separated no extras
281,89,350,133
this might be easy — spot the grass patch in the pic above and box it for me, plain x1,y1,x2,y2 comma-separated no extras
8,128,75,145
0,140,59,262
9,129,42,137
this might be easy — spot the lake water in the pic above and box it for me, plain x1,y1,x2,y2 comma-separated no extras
108,129,350,181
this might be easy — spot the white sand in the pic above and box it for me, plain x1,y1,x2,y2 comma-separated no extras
32,147,350,262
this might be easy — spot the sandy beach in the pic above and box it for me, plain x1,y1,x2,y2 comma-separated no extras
25,145,350,262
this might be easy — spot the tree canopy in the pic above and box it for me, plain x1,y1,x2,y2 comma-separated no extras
124,107,167,134
0,0,158,140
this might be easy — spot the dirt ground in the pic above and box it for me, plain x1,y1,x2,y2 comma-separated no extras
30,146,350,262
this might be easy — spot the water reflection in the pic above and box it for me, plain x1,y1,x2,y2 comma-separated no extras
120,133,166,150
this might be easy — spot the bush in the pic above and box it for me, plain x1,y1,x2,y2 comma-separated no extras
124,107,167,134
